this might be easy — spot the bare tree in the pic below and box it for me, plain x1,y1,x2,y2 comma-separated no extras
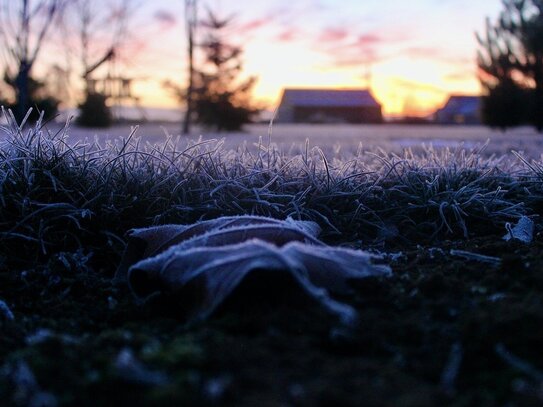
62,0,136,94
183,0,198,134
0,0,65,120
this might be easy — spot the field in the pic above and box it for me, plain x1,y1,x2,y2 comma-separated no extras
1,114,543,406
55,121,543,158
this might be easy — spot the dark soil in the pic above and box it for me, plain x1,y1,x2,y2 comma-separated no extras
1,235,543,406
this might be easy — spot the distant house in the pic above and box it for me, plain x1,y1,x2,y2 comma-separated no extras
434,96,481,125
276,88,383,124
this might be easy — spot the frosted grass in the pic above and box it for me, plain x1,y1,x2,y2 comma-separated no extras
0,109,541,268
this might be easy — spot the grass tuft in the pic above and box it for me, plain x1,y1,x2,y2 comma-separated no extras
0,110,537,271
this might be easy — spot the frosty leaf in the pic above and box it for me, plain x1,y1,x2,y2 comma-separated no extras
117,216,391,326
502,216,534,244
128,240,390,325
115,216,321,282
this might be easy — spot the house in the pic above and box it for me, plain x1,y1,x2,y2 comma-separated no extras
434,96,481,125
275,88,383,124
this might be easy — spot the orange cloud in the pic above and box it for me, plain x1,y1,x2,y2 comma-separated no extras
444,70,474,82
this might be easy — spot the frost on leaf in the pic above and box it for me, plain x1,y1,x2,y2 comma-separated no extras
116,216,391,325
502,216,534,244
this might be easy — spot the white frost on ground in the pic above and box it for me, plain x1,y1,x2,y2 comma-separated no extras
22,122,543,158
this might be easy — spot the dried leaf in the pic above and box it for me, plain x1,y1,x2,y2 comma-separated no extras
117,216,391,325
503,216,534,244
115,216,321,282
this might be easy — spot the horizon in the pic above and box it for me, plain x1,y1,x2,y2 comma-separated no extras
14,0,505,118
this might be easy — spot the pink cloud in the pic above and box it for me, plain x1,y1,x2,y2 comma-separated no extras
318,28,349,43
355,33,383,45
276,28,299,42
321,31,386,66
239,18,269,33
329,31,386,54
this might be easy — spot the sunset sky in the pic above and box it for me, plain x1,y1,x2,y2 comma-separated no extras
50,0,506,117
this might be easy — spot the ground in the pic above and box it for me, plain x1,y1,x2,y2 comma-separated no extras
1,122,542,406
1,234,542,406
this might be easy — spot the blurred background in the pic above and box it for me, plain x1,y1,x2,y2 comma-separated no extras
0,0,542,147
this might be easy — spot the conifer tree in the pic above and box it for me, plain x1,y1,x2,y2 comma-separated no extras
477,0,543,131
192,10,258,131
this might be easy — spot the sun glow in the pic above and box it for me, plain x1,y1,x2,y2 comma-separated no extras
77,0,497,119
124,47,483,117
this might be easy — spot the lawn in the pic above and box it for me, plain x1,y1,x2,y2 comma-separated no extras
1,111,543,406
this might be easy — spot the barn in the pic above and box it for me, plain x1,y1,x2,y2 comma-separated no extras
275,88,383,124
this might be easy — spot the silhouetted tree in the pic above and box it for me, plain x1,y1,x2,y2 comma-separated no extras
166,9,258,132
481,78,532,129
193,10,258,131
0,0,65,122
477,0,543,131
3,74,59,121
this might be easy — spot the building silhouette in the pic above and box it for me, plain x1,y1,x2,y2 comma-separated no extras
434,96,481,125
276,88,383,124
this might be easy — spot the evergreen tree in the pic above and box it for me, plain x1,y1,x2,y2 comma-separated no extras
481,78,531,129
164,9,258,132
192,10,258,131
477,0,543,131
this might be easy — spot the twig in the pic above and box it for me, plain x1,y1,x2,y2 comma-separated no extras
450,249,501,266
495,343,543,382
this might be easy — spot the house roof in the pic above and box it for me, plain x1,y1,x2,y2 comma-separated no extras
438,96,480,115
280,88,381,108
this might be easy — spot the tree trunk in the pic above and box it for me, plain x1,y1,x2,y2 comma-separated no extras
15,62,31,122
535,86,543,133
183,0,197,135
183,30,194,135
534,59,543,133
